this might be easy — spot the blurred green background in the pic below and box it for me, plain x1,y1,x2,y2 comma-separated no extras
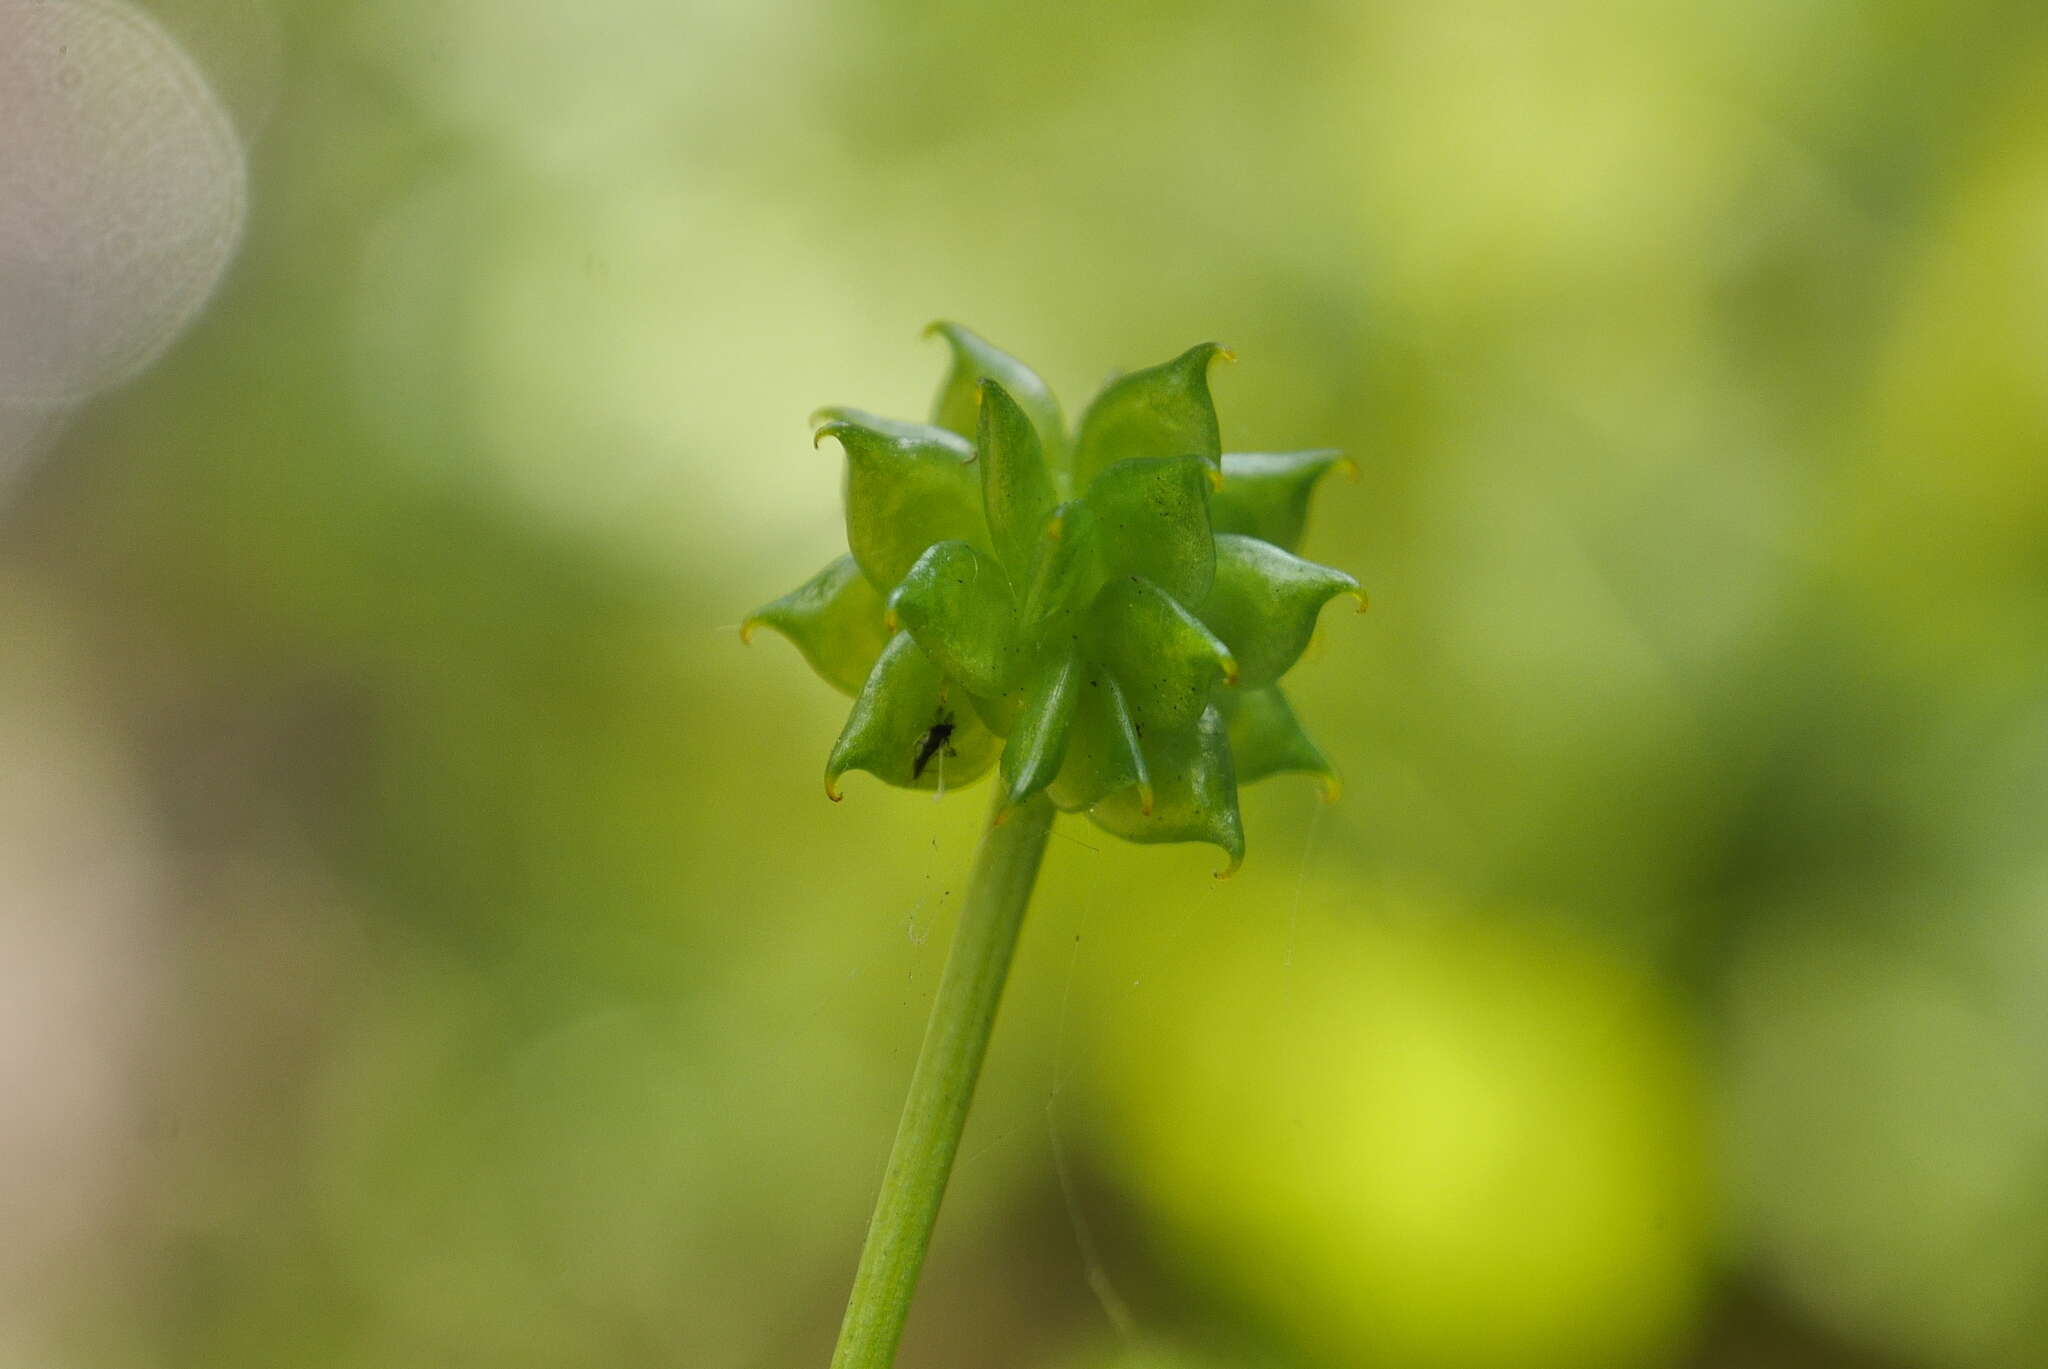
4,1,2047,1367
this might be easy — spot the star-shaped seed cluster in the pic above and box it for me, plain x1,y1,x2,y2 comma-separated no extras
745,324,1362,872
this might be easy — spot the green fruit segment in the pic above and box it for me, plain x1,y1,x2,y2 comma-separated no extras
976,380,1060,589
743,554,890,698
1222,683,1338,798
1211,449,1353,553
817,411,989,591
1089,576,1236,735
1071,341,1227,490
999,651,1083,810
1198,533,1360,688
887,541,1023,699
827,632,998,797
1046,671,1150,815
1088,705,1244,876
928,321,1067,470
1078,453,1216,607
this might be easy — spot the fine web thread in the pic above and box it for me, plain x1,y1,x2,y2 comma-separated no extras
1047,924,1138,1342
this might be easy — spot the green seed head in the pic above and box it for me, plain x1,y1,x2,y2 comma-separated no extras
745,324,1363,874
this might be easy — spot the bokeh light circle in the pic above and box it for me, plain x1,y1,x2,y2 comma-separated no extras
1091,893,1715,1369
0,0,246,403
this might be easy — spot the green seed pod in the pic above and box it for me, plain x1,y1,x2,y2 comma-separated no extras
746,324,1363,873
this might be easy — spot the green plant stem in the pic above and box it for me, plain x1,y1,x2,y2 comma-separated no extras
828,790,1056,1369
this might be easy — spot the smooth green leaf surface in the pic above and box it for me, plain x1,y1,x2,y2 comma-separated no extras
977,380,1059,589
886,541,1023,699
1210,450,1354,553
999,651,1081,810
1077,454,1216,607
1088,704,1244,875
827,632,998,797
742,555,890,697
928,322,1066,468
1224,683,1339,797
1198,533,1361,688
1089,576,1236,734
1046,670,1150,814
817,413,988,591
1071,342,1228,490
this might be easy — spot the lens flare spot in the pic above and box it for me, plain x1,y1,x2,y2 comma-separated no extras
0,0,247,403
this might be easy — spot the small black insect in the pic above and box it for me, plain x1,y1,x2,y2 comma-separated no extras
912,709,958,780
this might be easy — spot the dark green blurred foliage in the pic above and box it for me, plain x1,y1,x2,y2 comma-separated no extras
3,2,2046,1368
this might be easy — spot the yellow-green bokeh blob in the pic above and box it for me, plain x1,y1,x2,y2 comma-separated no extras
1090,894,1714,1369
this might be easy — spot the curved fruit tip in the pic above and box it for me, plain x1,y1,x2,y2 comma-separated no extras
811,418,849,450
1212,849,1244,880
1211,345,1237,367
824,774,845,803
883,606,901,632
739,618,760,644
1205,465,1226,491
1335,455,1361,482
1138,783,1157,817
1317,771,1344,803
1220,653,1242,687
1348,586,1371,614
921,319,952,340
